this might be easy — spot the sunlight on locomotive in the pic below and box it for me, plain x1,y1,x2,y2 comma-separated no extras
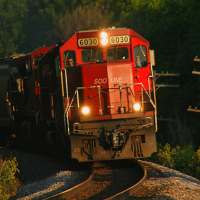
133,102,142,112
81,106,91,115
100,31,108,46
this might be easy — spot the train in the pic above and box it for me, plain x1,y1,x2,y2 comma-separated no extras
0,27,157,162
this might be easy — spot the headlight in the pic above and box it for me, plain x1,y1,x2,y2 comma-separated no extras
100,31,108,46
81,106,91,115
133,103,142,112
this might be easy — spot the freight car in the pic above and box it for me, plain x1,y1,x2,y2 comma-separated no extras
0,58,12,144
0,47,53,145
5,27,157,162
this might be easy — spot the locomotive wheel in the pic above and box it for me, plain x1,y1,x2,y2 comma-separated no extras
14,118,37,149
45,129,57,146
21,120,32,140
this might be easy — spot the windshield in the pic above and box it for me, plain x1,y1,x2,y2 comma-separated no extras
134,45,147,68
107,47,129,62
82,48,103,63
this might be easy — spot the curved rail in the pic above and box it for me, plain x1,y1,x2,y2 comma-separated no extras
43,172,93,200
105,160,147,199
43,160,146,200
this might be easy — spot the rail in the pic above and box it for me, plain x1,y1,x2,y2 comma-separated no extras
43,160,146,200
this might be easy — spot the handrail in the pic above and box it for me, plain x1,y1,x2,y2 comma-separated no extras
64,78,157,133
134,82,156,109
65,82,156,117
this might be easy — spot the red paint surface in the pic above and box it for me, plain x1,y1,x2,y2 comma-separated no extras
58,28,153,121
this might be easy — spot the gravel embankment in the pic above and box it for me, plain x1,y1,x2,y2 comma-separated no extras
0,148,91,200
2,147,200,200
15,170,90,199
116,160,200,200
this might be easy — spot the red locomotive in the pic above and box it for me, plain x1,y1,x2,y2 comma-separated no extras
5,27,157,161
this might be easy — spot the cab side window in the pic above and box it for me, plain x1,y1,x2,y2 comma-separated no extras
134,46,148,68
64,51,76,67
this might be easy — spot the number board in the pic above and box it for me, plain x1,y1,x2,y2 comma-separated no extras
78,38,98,47
110,35,130,45
78,35,130,47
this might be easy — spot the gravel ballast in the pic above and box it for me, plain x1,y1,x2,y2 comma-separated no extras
1,147,200,200
0,148,90,200
15,170,90,199
117,160,200,200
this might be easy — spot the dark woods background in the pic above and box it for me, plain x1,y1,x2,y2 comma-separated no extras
1,0,200,148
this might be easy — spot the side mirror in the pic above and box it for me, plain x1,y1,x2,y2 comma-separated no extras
150,50,155,67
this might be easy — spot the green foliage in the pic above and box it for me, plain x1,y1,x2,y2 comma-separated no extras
173,145,195,174
193,147,200,178
151,144,200,179
0,157,19,200
55,3,112,40
0,0,27,57
151,143,176,168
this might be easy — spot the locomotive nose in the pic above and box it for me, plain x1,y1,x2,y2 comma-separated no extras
81,63,134,116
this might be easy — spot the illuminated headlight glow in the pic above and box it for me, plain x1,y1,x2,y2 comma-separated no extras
81,106,91,115
133,103,142,112
100,31,108,46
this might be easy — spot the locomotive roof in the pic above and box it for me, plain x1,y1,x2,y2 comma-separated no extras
0,54,26,64
30,45,55,58
76,27,148,43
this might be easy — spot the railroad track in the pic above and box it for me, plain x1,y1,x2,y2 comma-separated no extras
44,160,146,200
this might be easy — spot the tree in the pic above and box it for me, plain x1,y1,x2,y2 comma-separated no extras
0,0,27,57
55,3,112,40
